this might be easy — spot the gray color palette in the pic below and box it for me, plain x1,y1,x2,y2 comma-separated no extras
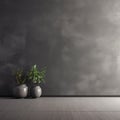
0,0,120,96
0,97,120,120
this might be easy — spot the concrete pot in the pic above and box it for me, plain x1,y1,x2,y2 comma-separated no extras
31,86,42,98
13,84,28,98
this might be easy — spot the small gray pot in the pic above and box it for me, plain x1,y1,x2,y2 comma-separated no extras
13,84,28,98
31,85,42,98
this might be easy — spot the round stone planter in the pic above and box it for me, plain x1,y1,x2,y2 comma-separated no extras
31,86,42,98
13,84,28,98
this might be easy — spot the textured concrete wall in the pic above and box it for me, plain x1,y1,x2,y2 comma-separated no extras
0,0,120,96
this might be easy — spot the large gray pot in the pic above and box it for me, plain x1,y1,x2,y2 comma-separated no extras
31,86,42,98
13,84,28,98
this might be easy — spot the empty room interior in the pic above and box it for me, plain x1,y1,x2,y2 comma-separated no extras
1,0,120,120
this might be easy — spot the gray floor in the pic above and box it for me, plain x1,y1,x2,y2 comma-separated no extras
0,97,120,120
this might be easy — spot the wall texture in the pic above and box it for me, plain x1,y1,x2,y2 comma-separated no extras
0,0,120,96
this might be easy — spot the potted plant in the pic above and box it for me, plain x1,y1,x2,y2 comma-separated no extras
13,69,28,98
27,65,46,98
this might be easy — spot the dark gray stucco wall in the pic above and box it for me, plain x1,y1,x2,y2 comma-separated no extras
0,0,120,96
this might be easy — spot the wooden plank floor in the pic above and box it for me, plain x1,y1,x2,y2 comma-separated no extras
0,97,120,120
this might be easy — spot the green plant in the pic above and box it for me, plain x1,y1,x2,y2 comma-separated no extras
15,69,26,85
27,65,46,84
